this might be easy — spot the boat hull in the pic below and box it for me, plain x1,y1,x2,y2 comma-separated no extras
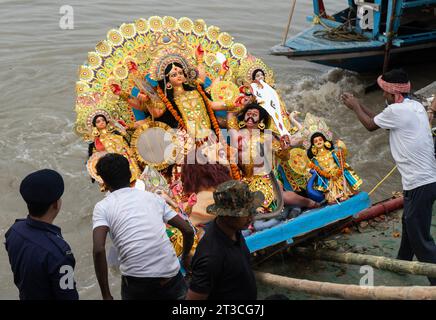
245,192,371,253
271,22,436,73
289,45,435,73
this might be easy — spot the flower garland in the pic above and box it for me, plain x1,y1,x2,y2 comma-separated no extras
308,161,343,180
155,83,241,180
309,149,346,181
155,86,187,131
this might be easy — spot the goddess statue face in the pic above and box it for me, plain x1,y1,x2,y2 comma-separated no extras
244,108,260,129
313,135,325,149
94,115,108,130
168,65,186,87
254,70,265,82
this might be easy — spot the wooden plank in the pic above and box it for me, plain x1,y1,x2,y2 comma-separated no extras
295,247,436,278
255,271,436,300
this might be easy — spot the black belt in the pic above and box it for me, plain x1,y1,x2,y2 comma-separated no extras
122,273,177,287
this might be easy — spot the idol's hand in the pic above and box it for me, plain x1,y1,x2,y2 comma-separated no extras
341,92,360,110
137,92,149,103
336,139,346,149
126,60,138,73
110,83,122,95
134,120,147,129
195,44,204,63
187,193,197,207
280,135,291,150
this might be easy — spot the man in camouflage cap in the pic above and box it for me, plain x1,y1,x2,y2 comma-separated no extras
206,179,265,218
186,180,263,300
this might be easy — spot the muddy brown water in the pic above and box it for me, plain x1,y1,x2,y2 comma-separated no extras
1,0,435,299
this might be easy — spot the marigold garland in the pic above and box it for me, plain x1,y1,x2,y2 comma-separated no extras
196,83,241,180
155,86,187,130
155,83,240,180
308,150,346,181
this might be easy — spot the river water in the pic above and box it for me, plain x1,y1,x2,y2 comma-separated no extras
0,0,435,299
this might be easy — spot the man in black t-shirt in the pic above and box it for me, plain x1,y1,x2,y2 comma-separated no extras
186,180,264,300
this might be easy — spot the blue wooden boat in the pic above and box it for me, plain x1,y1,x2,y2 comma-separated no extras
271,0,436,72
245,192,371,253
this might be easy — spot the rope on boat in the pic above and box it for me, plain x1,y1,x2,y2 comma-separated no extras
255,271,436,299
368,165,398,196
312,14,369,42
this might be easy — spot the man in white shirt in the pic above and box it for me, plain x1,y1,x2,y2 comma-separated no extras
342,69,436,286
92,153,194,299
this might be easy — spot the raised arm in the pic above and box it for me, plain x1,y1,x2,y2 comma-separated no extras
342,92,379,131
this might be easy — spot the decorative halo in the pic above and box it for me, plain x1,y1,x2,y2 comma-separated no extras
87,52,102,69
95,40,112,57
135,50,148,64
210,81,240,105
231,43,247,59
206,25,220,41
87,151,107,184
163,16,178,30
114,65,128,80
120,23,136,39
76,81,90,95
135,18,149,33
193,19,207,36
237,56,275,85
178,17,193,33
86,109,112,132
107,29,124,46
205,53,216,67
301,113,333,150
79,66,93,82
288,148,310,175
149,48,195,81
211,61,222,74
218,32,233,48
149,16,163,32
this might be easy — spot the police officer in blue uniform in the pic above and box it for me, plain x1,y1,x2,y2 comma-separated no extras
5,169,79,300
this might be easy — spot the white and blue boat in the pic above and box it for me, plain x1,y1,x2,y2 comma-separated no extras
245,192,371,253
271,0,436,72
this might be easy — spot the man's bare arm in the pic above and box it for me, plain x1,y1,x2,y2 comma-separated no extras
93,226,113,300
342,92,380,132
167,215,195,272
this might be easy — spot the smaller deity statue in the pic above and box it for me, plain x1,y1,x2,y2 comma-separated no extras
302,113,362,204
87,111,141,184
